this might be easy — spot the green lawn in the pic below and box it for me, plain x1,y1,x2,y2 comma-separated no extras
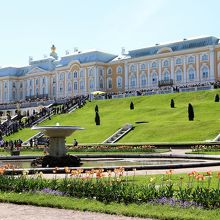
4,89,220,144
0,192,220,220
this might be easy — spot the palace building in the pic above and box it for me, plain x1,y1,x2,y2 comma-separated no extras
0,36,220,103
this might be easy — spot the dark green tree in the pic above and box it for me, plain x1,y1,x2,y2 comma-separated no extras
130,101,134,110
215,94,219,102
95,105,99,112
188,103,194,121
95,111,100,125
170,99,175,108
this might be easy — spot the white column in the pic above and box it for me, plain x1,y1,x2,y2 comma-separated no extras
124,62,129,90
84,69,87,94
94,66,97,90
147,63,151,88
171,58,174,80
196,54,200,83
136,64,139,89
183,56,187,83
210,47,215,82
56,72,59,99
158,60,162,81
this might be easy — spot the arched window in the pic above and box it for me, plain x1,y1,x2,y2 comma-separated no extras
59,73,64,80
36,88,39,96
36,79,38,85
188,68,195,80
117,76,122,88
43,87,45,95
89,68,94,77
130,64,136,72
43,77,45,84
80,70,84,78
140,63,146,70
201,66,209,79
140,74,147,87
53,86,56,96
176,69,182,82
163,60,169,67
117,66,122,74
73,71,78,78
29,80,32,87
89,79,94,89
107,77,112,89
107,68,112,75
152,72,157,84
52,77,56,84
201,54,208,61
176,58,182,65
20,82,23,88
163,71,170,81
152,61,157,68
74,82,78,91
68,72,72,80
68,82,72,92
99,68,104,76
29,88,32,96
12,91,16,100
80,80,85,90
59,83,63,94
130,75,136,88
99,78,104,89
188,56,195,64
20,91,23,99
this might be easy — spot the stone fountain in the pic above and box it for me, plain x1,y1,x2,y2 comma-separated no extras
31,123,84,167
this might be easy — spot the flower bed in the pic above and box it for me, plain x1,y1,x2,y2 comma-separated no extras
191,145,220,152
0,165,219,209
68,145,157,153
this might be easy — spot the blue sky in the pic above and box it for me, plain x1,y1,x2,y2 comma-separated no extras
0,0,219,67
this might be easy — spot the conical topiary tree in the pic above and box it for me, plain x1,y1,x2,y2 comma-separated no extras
130,101,134,110
95,105,99,112
188,103,194,121
95,111,100,125
170,99,175,108
215,94,219,102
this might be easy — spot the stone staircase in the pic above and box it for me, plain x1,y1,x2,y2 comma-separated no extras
22,131,44,147
102,124,133,144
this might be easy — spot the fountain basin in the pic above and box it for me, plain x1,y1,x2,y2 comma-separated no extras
32,126,84,137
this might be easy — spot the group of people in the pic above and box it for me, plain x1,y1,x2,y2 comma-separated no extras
0,139,23,152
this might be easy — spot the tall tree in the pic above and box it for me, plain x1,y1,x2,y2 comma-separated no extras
188,103,194,121
170,99,175,108
95,111,100,125
130,101,134,110
215,94,219,102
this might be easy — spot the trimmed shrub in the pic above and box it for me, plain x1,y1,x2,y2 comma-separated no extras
130,101,134,110
95,105,99,112
95,111,100,125
188,103,194,121
215,94,219,102
170,99,175,108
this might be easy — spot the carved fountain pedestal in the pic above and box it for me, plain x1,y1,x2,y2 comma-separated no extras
31,125,84,167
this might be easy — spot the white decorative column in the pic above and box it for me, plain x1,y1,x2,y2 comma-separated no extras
159,60,162,81
136,64,139,89
124,62,129,90
94,66,98,91
171,58,174,80
183,56,187,83
210,47,215,82
147,63,151,88
56,72,59,99
196,54,200,83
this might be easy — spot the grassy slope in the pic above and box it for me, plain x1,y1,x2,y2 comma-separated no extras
4,89,220,144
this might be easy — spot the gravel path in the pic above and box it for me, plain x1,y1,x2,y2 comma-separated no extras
0,203,153,220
